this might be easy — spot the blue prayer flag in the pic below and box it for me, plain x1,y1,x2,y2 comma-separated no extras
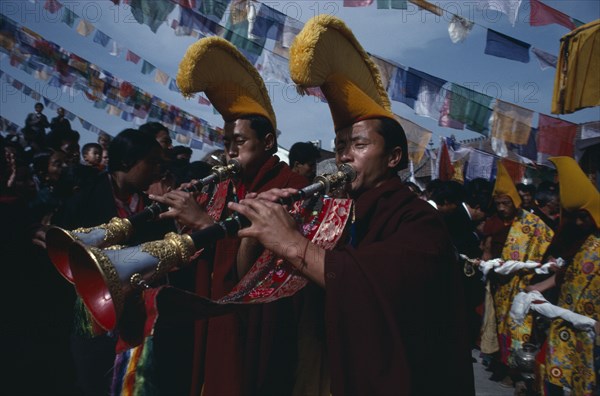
485,29,530,63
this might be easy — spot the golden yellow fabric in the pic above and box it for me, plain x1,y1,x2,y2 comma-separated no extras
550,156,600,228
494,211,554,365
177,37,276,130
545,232,599,395
552,19,600,114
289,15,394,130
492,162,522,208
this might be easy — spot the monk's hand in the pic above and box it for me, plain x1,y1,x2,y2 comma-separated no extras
245,188,299,204
150,190,213,230
228,198,304,260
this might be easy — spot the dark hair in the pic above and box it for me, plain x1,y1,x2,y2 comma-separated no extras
173,161,213,186
289,142,320,167
239,114,277,154
377,117,408,171
170,145,193,157
535,189,558,207
46,129,80,151
465,191,492,214
82,142,102,155
139,122,168,138
431,181,466,206
108,129,161,173
35,102,44,109
516,183,536,194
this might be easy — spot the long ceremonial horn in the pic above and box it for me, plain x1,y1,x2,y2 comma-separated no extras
46,159,240,283
69,164,356,331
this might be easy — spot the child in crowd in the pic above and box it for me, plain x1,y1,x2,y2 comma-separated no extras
81,142,103,169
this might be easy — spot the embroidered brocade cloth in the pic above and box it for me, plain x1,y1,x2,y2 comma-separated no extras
493,210,554,365
544,233,599,395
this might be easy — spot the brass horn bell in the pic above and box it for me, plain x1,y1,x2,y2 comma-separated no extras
69,232,196,331
46,218,134,283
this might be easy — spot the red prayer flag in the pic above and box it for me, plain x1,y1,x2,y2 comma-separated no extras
530,0,576,30
44,0,62,14
438,141,455,181
126,50,141,64
537,114,577,157
500,159,525,184
344,0,374,7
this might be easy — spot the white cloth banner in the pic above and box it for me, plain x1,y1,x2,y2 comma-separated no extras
510,291,597,331
448,15,474,43
282,16,303,48
460,255,565,281
581,121,600,140
474,0,522,26
465,150,494,180
257,51,291,84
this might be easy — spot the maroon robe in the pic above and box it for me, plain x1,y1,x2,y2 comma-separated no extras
324,177,475,396
191,156,308,396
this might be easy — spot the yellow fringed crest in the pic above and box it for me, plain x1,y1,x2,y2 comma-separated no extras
549,156,600,228
289,15,394,130
177,37,276,130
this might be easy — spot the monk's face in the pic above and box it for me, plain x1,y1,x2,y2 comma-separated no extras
334,119,399,197
494,195,517,221
223,119,272,181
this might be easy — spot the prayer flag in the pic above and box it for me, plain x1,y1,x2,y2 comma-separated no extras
508,128,537,162
168,78,180,92
126,50,141,64
413,70,446,120
190,137,204,150
448,15,474,44
154,69,169,85
531,47,557,70
250,3,285,41
474,0,522,26
490,100,533,145
530,0,576,30
199,0,230,20
44,0,62,14
581,121,600,140
465,150,495,181
501,159,525,184
438,140,455,181
93,30,111,47
537,114,577,156
448,84,493,133
258,51,291,84
370,56,395,90
76,20,95,37
129,0,175,33
388,67,414,108
485,29,530,63
377,0,407,9
397,116,432,164
344,0,374,7
61,8,77,27
438,90,465,130
141,60,156,75
282,16,303,48
198,95,211,106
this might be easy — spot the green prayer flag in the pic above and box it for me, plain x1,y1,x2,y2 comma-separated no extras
141,60,156,75
449,84,493,134
61,8,77,27
200,0,231,20
377,0,407,9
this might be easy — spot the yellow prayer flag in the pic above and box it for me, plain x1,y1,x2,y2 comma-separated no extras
154,69,169,85
491,100,533,145
76,19,95,37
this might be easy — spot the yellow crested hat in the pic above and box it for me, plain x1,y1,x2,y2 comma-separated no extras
177,37,276,130
549,156,600,228
493,162,522,208
289,15,395,131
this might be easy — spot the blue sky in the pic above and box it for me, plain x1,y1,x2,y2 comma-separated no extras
1,0,599,161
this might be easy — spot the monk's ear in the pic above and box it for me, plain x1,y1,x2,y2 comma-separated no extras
387,146,402,169
263,132,275,152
